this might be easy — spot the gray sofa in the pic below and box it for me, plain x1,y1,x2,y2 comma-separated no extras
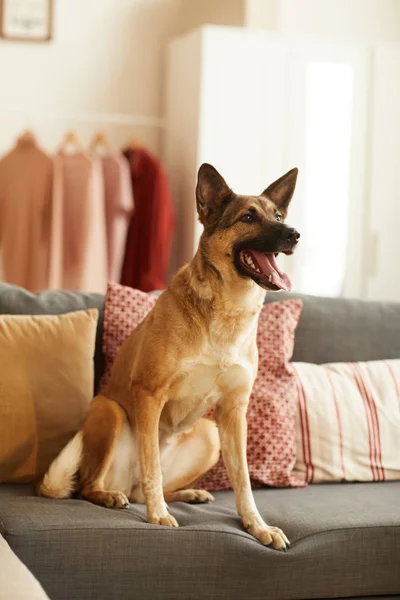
0,282,399,600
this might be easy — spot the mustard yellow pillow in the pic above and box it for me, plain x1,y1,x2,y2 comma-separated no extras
0,309,98,483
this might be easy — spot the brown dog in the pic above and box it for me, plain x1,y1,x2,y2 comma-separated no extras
38,163,299,550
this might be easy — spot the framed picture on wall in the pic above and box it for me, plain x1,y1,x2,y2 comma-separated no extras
0,0,53,42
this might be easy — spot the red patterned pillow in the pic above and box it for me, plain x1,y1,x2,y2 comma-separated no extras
198,298,305,490
102,282,304,490
101,282,157,387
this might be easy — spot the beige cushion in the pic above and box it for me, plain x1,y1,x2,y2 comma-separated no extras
0,310,98,483
0,534,50,599
293,359,400,484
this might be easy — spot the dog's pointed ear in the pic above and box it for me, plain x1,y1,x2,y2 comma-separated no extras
196,163,233,227
261,168,298,216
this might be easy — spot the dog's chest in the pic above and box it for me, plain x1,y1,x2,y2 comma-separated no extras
161,324,257,435
182,343,251,393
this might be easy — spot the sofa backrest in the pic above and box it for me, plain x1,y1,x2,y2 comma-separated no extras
265,291,400,364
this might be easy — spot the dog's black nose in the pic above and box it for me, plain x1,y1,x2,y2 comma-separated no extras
286,228,300,244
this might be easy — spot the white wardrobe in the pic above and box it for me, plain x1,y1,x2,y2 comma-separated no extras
164,26,400,301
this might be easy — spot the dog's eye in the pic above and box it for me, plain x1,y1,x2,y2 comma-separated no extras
275,213,282,222
240,213,254,223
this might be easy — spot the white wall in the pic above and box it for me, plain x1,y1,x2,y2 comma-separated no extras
275,0,400,42
245,0,276,29
0,0,182,154
366,44,400,301
177,0,400,43
4,0,396,156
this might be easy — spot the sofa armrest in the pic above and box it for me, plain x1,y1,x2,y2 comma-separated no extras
0,534,50,600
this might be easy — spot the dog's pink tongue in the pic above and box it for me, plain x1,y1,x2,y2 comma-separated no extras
249,250,292,291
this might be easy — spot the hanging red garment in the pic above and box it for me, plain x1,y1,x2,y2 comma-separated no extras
120,148,174,292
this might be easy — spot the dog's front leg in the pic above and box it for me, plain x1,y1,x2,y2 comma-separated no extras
216,397,289,550
133,389,178,527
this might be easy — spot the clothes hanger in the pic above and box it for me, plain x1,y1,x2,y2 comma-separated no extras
59,130,83,154
20,128,36,142
18,128,37,146
90,131,111,154
126,135,142,150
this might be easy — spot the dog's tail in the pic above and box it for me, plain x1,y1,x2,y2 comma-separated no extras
37,431,83,499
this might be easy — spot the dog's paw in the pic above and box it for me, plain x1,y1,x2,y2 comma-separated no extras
186,489,214,504
103,491,130,509
88,490,130,509
244,517,290,550
148,513,179,527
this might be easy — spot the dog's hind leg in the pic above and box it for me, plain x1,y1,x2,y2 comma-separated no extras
161,418,220,504
79,394,129,509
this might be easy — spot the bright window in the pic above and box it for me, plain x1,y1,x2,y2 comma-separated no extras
295,62,354,296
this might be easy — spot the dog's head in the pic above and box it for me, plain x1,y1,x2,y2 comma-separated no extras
196,164,300,291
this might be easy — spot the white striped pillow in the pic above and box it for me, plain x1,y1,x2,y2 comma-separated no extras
292,360,400,483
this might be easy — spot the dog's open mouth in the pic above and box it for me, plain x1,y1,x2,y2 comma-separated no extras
239,250,292,291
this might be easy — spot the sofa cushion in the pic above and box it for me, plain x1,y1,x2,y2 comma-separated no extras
0,282,105,392
293,359,400,484
1,482,399,600
0,310,98,483
264,291,400,364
